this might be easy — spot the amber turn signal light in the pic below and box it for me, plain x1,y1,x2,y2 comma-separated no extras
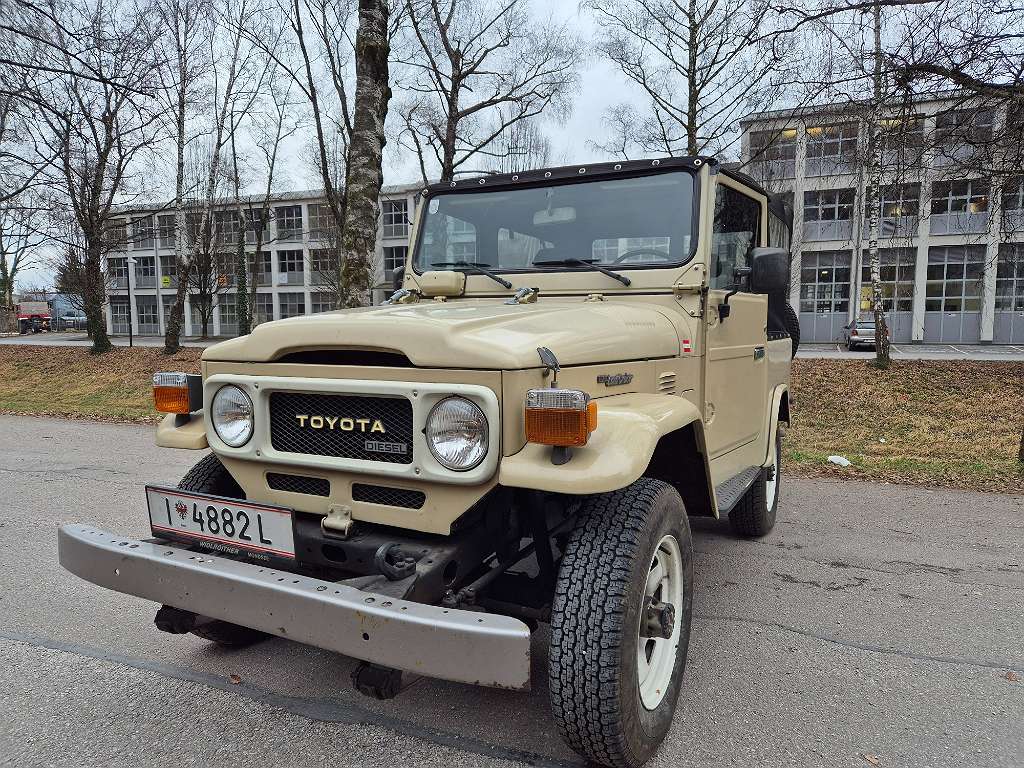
152,372,202,414
525,388,598,447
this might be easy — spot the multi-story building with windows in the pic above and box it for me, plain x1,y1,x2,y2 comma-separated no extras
740,93,1024,344
103,183,420,337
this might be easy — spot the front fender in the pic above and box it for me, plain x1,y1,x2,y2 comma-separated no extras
762,384,788,467
498,393,704,495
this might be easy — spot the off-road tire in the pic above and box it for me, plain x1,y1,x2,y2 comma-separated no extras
176,454,267,648
782,301,800,358
177,452,244,498
549,478,694,768
729,430,782,537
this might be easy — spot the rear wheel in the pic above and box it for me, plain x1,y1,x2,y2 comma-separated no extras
173,453,268,648
549,478,694,768
781,301,800,358
729,429,782,537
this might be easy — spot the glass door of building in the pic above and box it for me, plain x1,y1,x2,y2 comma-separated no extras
923,246,983,342
799,250,852,342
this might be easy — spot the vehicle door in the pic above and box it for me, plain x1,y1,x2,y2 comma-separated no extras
703,178,769,460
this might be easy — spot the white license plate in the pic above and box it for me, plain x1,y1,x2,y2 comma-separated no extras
146,485,296,561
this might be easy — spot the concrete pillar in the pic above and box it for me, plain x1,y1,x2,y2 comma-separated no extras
789,121,808,309
981,187,1002,343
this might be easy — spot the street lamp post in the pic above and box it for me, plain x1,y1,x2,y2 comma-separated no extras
126,256,136,348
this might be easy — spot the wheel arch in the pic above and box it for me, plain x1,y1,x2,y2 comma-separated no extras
498,393,711,502
643,420,717,519
762,384,789,468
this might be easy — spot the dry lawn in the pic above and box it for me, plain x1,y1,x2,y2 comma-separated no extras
0,346,201,423
1,346,1021,493
787,359,1024,494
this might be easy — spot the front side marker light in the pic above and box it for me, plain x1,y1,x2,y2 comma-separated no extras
152,372,202,414
525,388,598,447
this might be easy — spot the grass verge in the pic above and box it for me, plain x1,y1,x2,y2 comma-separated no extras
1,346,1021,493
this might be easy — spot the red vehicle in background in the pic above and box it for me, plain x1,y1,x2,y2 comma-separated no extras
16,301,51,334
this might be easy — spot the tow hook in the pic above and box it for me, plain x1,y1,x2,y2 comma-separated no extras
351,662,404,700
643,598,675,639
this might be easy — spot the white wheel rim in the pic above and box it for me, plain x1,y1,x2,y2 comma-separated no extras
637,534,683,710
765,437,778,509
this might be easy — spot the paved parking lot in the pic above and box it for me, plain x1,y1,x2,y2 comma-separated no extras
799,342,1024,360
1,415,1022,768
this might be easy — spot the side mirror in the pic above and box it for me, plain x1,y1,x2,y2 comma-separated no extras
749,247,789,295
391,265,405,291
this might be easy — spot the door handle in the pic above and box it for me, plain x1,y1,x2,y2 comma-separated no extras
753,346,765,360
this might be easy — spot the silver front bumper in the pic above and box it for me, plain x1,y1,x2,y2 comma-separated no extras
58,524,531,690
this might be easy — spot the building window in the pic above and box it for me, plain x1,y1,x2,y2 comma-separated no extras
996,244,1024,312
134,256,156,288
748,128,797,179
157,214,176,248
161,294,177,325
384,245,406,275
929,179,989,234
218,298,238,334
710,185,760,290
309,248,338,284
159,254,178,287
107,257,129,289
277,249,304,286
866,183,920,238
934,108,993,166
925,246,984,312
803,188,855,241
132,217,154,249
800,251,852,313
215,253,235,287
106,220,128,250
382,199,409,239
279,292,306,319
878,115,924,167
250,251,271,285
860,247,915,312
311,291,335,314
1003,177,1024,233
805,123,858,176
137,296,159,333
308,203,334,241
214,210,242,245
254,293,273,325
275,205,303,241
109,296,130,334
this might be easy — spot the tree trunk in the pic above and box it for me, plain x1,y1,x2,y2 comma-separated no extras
164,79,188,354
84,237,112,354
338,0,391,308
1019,424,1024,465
868,1,890,370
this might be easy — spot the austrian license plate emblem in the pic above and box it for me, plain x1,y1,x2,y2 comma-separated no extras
364,440,408,455
146,485,296,563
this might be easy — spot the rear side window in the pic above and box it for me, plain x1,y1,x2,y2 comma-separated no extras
711,185,761,289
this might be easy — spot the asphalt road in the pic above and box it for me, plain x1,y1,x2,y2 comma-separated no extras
1,415,1022,768
4,332,1024,360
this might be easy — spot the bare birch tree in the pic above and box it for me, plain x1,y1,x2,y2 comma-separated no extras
396,0,580,182
0,194,44,310
586,0,792,159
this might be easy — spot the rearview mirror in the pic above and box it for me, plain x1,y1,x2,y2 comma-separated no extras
749,247,790,295
533,206,576,226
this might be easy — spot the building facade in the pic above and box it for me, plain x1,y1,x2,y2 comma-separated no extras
103,183,421,337
740,94,1024,344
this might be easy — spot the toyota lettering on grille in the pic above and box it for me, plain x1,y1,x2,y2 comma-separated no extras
295,414,386,433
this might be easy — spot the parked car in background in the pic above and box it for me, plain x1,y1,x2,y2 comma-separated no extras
843,316,890,350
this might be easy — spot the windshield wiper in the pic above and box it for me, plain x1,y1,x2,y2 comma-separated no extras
532,258,631,287
429,261,513,289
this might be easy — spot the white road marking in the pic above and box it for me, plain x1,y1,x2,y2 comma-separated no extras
948,345,969,355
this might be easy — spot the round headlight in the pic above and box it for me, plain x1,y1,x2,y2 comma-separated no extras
211,385,254,447
425,396,488,471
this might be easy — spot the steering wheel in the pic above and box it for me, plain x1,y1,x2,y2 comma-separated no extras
613,248,673,264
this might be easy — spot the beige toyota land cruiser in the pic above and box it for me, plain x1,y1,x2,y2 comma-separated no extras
60,156,799,768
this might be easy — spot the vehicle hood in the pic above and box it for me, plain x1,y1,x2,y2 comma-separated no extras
202,299,680,369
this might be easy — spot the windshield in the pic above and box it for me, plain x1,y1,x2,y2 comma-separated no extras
413,172,695,273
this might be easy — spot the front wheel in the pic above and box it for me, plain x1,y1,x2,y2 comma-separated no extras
549,478,694,768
